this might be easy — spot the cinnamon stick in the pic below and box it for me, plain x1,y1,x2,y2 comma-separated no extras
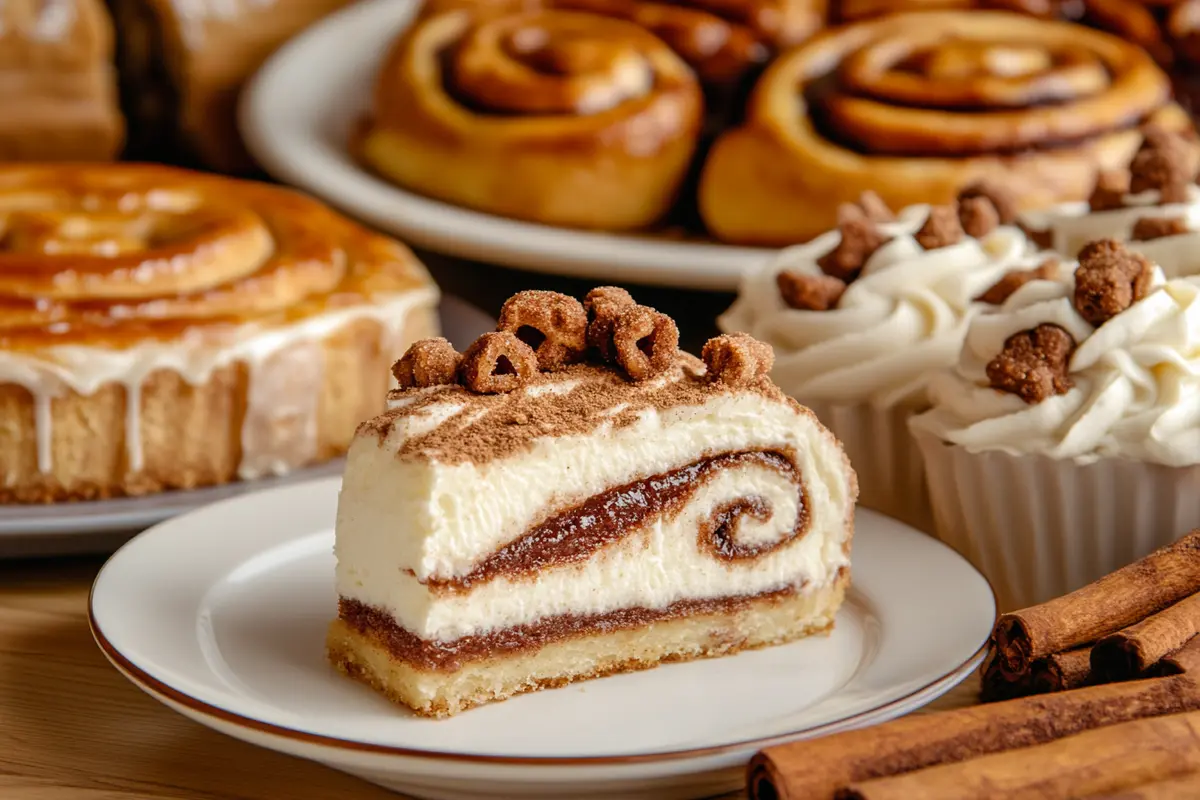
994,529,1200,675
1088,772,1200,799
1153,636,1200,676
835,711,1200,800
1092,594,1200,681
746,675,1200,800
981,647,1092,701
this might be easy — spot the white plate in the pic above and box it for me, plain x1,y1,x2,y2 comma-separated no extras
239,0,775,292
0,295,494,557
90,479,995,800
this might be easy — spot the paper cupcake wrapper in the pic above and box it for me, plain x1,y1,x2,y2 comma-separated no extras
801,399,933,535
912,429,1200,611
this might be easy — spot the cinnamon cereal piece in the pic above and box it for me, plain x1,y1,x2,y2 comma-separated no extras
1089,170,1130,212
777,270,847,311
1129,127,1196,201
958,180,1019,224
1073,239,1155,326
915,205,964,250
856,190,895,223
497,290,588,371
1019,221,1054,250
1131,216,1190,241
585,285,637,362
392,338,462,389
958,196,1001,239
458,332,538,394
612,305,679,381
816,204,889,282
975,259,1061,305
702,333,774,387
986,324,1076,404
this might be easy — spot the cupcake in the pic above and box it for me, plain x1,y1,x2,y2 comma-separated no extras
1021,125,1200,278
910,240,1200,610
719,187,1047,532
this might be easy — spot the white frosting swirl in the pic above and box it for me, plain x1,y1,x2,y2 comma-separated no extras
719,205,1039,407
912,269,1200,467
1021,186,1200,279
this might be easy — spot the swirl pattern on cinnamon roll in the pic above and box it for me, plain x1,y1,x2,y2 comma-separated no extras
699,11,1192,245
0,164,439,503
357,7,704,229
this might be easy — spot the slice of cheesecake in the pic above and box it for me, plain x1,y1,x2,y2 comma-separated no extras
327,288,858,717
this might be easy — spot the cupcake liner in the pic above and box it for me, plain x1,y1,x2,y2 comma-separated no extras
802,399,933,534
912,429,1200,611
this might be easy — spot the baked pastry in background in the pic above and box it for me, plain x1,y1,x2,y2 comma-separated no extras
0,164,439,503
1021,125,1200,277
910,240,1200,608
1073,0,1200,66
699,11,1192,246
0,0,123,161
719,187,1044,531
831,0,1056,22
357,5,704,230
112,0,352,172
328,288,856,717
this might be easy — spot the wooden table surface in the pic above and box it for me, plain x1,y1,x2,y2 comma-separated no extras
0,259,979,799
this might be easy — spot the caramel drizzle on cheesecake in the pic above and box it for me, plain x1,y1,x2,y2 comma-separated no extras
418,449,810,593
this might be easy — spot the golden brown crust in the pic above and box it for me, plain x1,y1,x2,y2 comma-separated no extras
0,164,439,503
698,11,1191,246
356,6,704,230
0,0,124,161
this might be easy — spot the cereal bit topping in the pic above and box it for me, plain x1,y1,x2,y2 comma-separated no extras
1088,169,1130,212
612,305,679,381
392,337,462,389
1131,215,1189,241
702,333,774,387
1129,126,1196,202
458,331,538,394
856,190,895,224
957,195,1000,239
1018,221,1054,250
915,205,964,250
958,180,1019,224
1073,239,1155,326
584,285,636,363
987,324,1076,404
776,270,847,311
975,259,1061,306
497,290,587,371
817,204,889,282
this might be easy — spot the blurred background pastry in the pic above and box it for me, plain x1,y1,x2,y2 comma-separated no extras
0,0,124,161
112,0,352,171
0,164,438,503
356,5,705,230
699,11,1192,246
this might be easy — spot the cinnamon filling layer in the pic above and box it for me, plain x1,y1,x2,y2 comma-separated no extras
338,585,805,672
423,449,809,592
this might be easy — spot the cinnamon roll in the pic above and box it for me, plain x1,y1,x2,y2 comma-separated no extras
699,11,1192,246
0,0,124,161
832,0,1058,22
111,0,353,171
356,6,705,230
0,165,439,503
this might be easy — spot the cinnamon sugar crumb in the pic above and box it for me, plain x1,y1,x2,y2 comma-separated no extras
915,205,964,250
1073,239,1155,326
777,270,847,311
392,338,461,389
958,196,1001,239
817,204,889,282
1131,216,1189,241
702,333,774,387
1129,126,1197,202
976,260,1061,305
987,324,1076,404
1089,170,1130,212
958,180,1019,224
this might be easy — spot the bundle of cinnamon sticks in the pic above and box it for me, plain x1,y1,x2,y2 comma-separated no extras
985,528,1200,700
745,529,1200,800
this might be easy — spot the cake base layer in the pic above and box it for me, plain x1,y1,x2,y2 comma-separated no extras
327,574,849,718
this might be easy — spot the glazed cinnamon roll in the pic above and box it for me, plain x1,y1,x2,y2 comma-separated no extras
699,11,1192,245
0,165,439,503
832,0,1057,22
0,0,123,161
357,6,705,230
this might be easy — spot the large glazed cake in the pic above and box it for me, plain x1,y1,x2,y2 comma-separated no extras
328,288,858,717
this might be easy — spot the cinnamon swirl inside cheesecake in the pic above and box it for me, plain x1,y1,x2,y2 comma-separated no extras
328,289,858,717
